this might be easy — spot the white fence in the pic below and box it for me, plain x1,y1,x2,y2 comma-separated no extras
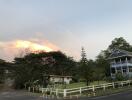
29,80,132,98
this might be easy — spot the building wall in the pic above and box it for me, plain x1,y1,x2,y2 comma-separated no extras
110,57,132,78
64,77,72,84
50,77,72,84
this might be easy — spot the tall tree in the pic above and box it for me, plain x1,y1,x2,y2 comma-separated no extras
96,51,110,77
108,37,132,52
79,47,93,86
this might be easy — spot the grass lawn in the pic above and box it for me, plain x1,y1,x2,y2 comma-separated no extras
55,81,108,89
92,85,132,97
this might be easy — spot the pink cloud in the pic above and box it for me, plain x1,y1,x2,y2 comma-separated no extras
0,39,59,62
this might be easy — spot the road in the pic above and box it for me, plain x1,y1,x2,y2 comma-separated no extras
80,90,132,100
0,90,132,100
0,90,41,100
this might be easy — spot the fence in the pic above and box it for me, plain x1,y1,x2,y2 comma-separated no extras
29,80,132,98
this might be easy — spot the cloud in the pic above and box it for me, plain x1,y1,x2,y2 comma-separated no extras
0,39,59,62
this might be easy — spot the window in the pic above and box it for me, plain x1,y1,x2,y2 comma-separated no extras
122,66,127,73
129,66,132,72
111,68,115,74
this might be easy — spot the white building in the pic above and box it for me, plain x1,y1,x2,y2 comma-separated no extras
48,75,72,84
108,49,132,78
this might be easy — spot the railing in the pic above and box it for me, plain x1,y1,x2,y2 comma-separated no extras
111,61,132,65
29,80,132,98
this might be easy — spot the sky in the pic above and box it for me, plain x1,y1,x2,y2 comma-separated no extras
0,0,132,61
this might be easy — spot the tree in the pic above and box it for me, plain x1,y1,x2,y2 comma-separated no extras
92,67,105,84
0,59,8,83
108,37,132,52
13,51,76,89
96,51,110,77
79,47,93,86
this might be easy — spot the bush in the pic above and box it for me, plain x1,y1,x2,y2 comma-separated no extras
115,72,125,81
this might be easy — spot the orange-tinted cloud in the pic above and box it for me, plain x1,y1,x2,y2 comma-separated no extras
0,39,59,61
15,40,53,52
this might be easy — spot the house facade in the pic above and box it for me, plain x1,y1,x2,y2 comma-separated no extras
48,75,72,84
108,49,132,78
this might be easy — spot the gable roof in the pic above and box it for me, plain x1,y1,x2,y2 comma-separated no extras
108,49,132,59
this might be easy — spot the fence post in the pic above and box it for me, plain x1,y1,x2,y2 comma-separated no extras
103,84,106,91
121,82,123,87
80,87,82,94
92,85,95,92
50,88,52,96
56,89,58,97
28,87,31,92
63,89,67,97
92,85,96,96
42,88,44,93
112,82,115,88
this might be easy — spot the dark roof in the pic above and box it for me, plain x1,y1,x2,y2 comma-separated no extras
108,49,132,59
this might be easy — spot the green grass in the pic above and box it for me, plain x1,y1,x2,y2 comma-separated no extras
64,82,86,89
89,81,108,85
93,86,132,97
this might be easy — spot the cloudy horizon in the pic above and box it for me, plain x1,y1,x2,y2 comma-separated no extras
1,0,132,62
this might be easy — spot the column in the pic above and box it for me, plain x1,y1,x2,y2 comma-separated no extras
110,65,112,77
126,57,128,63
120,58,123,74
114,59,116,73
115,67,117,73
114,59,116,63
126,57,129,73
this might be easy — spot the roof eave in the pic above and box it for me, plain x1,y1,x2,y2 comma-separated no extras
108,55,132,60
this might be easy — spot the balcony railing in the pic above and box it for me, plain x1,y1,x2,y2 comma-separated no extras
111,61,132,65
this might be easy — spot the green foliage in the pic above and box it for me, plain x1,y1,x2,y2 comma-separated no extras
92,67,105,83
108,37,132,51
0,59,7,83
79,47,93,85
13,51,76,89
115,72,125,81
96,52,110,77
